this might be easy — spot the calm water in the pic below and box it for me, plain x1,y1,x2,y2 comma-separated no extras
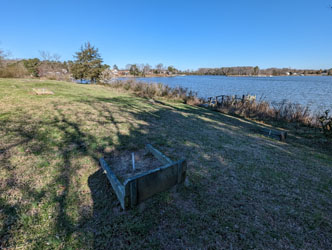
134,75,332,113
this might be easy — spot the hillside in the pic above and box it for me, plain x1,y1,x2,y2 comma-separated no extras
1,79,331,249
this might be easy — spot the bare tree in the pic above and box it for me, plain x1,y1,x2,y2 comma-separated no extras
138,63,145,72
0,48,5,67
143,64,151,75
0,48,9,67
99,68,114,83
39,50,61,62
38,50,64,78
156,63,163,74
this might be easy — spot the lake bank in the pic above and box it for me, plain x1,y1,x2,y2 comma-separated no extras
130,75,332,113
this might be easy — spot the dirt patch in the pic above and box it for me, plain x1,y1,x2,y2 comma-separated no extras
104,149,162,182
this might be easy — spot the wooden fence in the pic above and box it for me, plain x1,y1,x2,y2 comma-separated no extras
206,94,256,107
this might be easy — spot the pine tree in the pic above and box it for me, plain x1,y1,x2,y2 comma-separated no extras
23,58,41,77
71,42,103,83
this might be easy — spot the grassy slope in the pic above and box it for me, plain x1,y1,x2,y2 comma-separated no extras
0,79,331,249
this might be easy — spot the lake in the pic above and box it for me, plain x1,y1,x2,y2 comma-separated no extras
133,75,332,113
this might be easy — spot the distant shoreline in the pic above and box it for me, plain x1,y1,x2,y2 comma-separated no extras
116,74,186,78
118,74,330,78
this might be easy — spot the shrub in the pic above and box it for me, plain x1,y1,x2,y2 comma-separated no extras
0,61,29,78
213,96,317,127
103,80,201,103
319,110,332,138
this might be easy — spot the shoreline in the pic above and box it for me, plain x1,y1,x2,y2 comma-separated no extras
116,74,330,78
116,74,186,78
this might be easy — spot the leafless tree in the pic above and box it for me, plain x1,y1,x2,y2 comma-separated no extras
99,68,114,83
39,50,61,62
37,51,65,78
138,63,145,72
125,64,132,70
143,64,151,75
0,48,9,67
0,48,5,67
156,63,163,74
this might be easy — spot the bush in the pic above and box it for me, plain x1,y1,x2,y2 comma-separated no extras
103,79,201,104
0,61,29,78
99,68,114,83
213,96,317,127
319,110,332,138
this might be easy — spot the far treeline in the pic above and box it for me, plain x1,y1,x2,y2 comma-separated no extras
1,43,332,82
195,66,332,76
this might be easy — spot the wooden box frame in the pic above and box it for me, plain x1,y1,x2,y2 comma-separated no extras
99,144,187,210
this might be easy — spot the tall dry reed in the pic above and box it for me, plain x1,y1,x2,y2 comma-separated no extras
103,79,201,104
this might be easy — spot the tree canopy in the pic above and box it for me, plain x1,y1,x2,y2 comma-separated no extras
23,58,41,77
71,42,104,82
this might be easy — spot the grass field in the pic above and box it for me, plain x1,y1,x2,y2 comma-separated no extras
1,79,331,249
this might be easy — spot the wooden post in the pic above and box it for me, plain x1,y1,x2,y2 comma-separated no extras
208,97,212,106
177,160,187,184
132,152,135,171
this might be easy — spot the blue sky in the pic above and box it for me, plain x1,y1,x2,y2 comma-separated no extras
1,0,332,70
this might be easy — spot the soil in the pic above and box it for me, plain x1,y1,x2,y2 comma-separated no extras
104,149,162,182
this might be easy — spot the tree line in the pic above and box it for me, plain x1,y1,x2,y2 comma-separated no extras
0,42,182,82
194,66,331,76
1,43,331,81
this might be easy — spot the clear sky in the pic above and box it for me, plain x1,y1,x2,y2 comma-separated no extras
1,0,332,70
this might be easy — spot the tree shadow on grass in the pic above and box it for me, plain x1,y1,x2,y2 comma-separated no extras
1,95,332,249
82,96,332,249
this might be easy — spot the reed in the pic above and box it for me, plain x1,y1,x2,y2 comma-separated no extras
213,96,319,127
103,79,201,104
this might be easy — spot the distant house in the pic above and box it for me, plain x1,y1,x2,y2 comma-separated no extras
119,70,129,76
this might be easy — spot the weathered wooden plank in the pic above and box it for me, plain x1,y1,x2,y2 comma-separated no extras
260,128,287,141
124,159,186,205
32,88,54,95
130,180,138,208
146,144,172,165
99,158,126,209
177,160,187,184
101,146,187,210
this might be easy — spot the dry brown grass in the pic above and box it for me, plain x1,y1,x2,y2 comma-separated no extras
212,96,319,127
102,79,201,105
